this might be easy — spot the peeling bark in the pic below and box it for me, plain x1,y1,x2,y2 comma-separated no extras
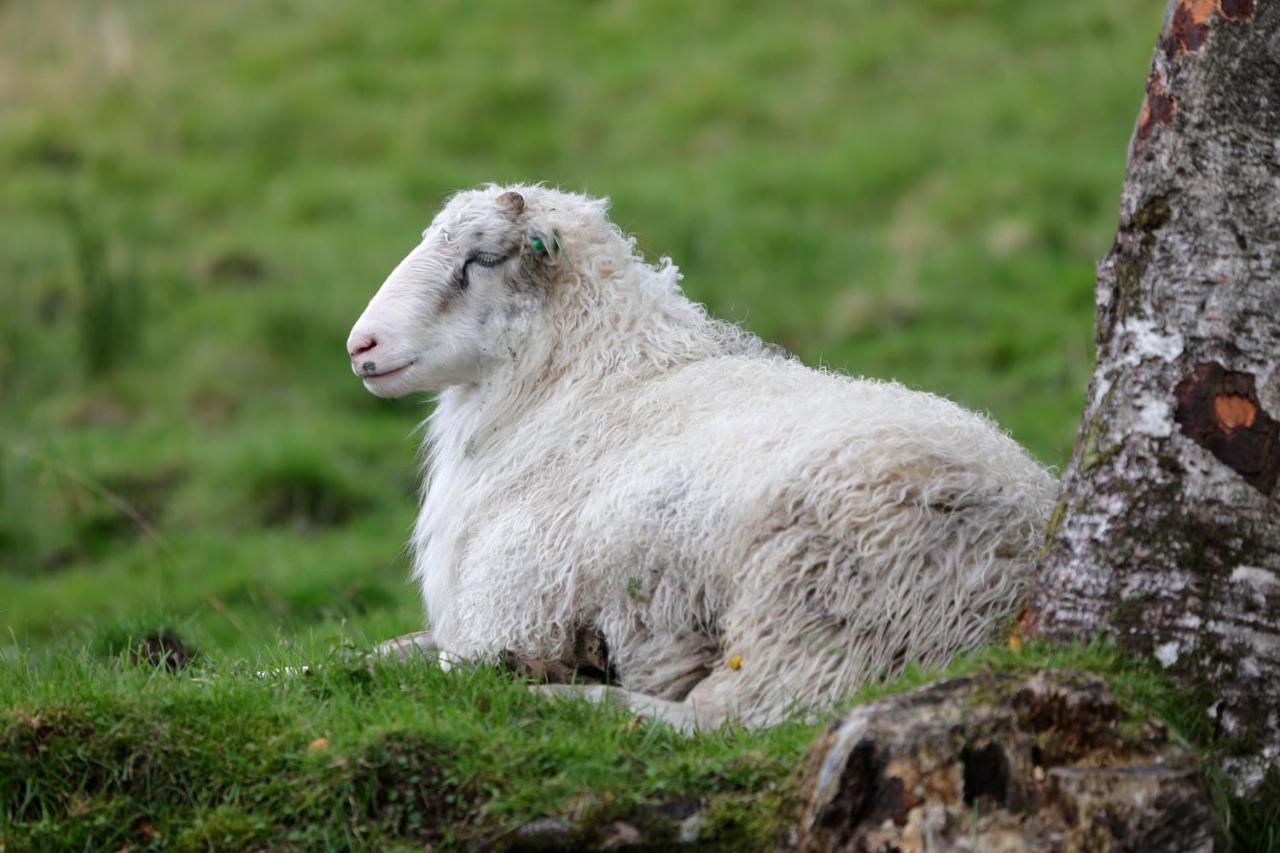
1023,0,1280,793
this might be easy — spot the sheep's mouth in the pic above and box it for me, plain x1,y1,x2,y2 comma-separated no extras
358,359,419,381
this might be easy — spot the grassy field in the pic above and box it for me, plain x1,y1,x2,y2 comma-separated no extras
0,0,1158,663
4,638,1243,850
1,0,1234,848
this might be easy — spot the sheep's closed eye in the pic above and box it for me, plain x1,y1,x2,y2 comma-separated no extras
467,250,507,269
456,250,508,291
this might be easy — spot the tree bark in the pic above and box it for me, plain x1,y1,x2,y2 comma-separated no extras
1022,0,1280,794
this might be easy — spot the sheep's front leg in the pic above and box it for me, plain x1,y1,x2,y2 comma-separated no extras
374,630,439,662
501,625,614,685
533,683,726,734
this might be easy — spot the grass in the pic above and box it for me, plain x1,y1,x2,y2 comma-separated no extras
1,0,1158,658
3,636,1274,850
0,0,1160,649
0,632,817,849
4,0,1275,849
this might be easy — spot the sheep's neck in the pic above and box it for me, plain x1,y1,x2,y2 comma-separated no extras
430,277,729,462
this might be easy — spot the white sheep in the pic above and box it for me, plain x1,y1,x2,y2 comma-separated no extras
347,184,1057,730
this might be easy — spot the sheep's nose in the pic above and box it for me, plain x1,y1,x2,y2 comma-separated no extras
348,333,377,360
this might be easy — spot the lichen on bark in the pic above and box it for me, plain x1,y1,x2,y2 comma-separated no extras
1024,0,1280,795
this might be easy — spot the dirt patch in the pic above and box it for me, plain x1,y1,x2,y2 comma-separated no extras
187,390,241,428
62,396,133,428
101,468,188,526
350,732,475,843
201,250,268,287
130,630,200,673
249,466,370,530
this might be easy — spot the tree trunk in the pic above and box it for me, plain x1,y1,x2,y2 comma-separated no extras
1022,0,1280,794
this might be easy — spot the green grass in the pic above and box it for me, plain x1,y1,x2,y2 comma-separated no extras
1,0,1160,648
7,0,1274,849
1,0,1159,656
3,636,1274,850
1,633,817,850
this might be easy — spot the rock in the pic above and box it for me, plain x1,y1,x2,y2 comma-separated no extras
600,820,643,848
499,796,706,850
511,816,577,848
795,670,1215,852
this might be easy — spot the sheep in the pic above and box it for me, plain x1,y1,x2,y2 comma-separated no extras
346,184,1058,731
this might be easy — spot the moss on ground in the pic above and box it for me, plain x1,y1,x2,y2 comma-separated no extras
1,637,1274,850
0,640,812,850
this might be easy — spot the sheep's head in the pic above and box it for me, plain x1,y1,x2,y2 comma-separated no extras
346,185,566,397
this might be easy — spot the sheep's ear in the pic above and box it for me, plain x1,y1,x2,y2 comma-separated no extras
528,228,568,263
516,227,566,290
496,190,525,218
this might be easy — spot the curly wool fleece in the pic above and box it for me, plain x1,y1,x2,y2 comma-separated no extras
348,184,1058,725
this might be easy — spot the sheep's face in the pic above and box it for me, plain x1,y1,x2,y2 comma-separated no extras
346,188,555,397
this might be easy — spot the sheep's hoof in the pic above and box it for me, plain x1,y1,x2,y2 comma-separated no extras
502,651,580,683
373,630,438,662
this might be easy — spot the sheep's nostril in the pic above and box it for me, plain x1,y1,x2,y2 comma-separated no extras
348,334,377,359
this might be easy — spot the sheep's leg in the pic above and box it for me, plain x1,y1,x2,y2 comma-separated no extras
501,625,614,684
373,630,439,662
255,631,438,680
533,683,726,734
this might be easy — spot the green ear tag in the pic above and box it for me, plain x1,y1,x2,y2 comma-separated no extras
530,236,546,254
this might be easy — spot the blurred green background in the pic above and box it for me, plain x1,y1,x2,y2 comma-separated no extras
0,0,1161,661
